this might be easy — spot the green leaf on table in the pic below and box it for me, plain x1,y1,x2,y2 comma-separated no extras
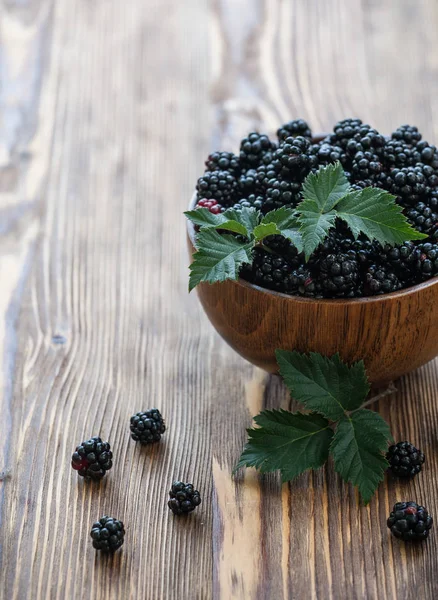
301,161,350,212
330,409,392,504
235,410,333,482
296,199,337,260
261,207,304,251
189,228,254,291
276,350,370,421
335,188,428,244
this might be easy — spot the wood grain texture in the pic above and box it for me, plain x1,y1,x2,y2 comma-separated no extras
1,0,438,599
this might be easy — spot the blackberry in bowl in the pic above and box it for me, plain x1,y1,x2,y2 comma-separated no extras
187,120,438,384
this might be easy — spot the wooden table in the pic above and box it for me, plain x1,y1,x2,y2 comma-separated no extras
1,1,438,598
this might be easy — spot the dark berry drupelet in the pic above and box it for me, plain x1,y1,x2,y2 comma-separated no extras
415,242,438,280
317,252,360,297
405,201,438,236
130,409,166,444
391,124,422,146
416,140,438,168
196,198,225,214
387,502,433,542
387,442,425,478
379,242,420,283
90,516,125,552
71,437,113,480
232,195,265,211
351,150,383,182
239,133,276,169
196,170,238,206
168,481,202,515
365,264,402,295
205,151,240,175
277,118,312,143
271,136,313,179
244,248,297,293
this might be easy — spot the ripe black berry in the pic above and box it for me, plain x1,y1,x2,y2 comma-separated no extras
264,177,301,212
405,202,438,236
391,124,422,146
387,166,427,206
387,502,433,541
387,441,425,478
168,481,202,515
130,409,166,444
415,242,438,280
271,136,312,179
205,151,240,175
71,437,113,480
317,252,360,297
244,248,297,294
379,242,419,283
239,133,275,169
277,118,312,142
365,264,401,295
90,516,125,552
196,170,238,206
233,195,265,211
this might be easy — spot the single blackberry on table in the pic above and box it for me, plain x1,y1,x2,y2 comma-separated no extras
263,177,301,212
415,242,438,280
387,166,427,206
271,136,312,179
405,201,438,236
387,442,425,478
239,133,276,169
365,264,402,295
71,437,113,480
317,252,360,297
391,124,422,146
382,140,418,168
168,481,202,515
245,248,297,293
277,118,312,143
130,408,166,444
90,516,125,552
205,151,240,175
196,170,238,206
379,242,420,282
387,502,433,542
196,198,225,214
351,150,383,182
232,195,265,212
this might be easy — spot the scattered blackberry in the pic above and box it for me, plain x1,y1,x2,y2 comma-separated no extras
233,195,265,211
317,252,360,297
205,151,240,175
351,150,383,182
271,136,312,179
90,516,125,552
379,242,420,282
196,170,238,206
239,133,276,169
387,442,425,478
196,198,225,214
168,481,202,515
382,140,418,168
387,166,427,206
291,265,323,298
263,177,301,212
71,437,113,480
387,502,433,542
391,124,422,146
405,202,438,236
365,264,402,295
130,409,166,444
277,118,312,142
415,242,438,280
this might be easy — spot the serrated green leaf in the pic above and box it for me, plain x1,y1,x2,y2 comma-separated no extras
253,222,281,241
185,206,262,238
330,409,391,504
222,207,261,236
261,207,304,252
296,200,337,260
185,208,229,229
301,162,350,212
276,350,370,421
189,229,254,291
335,188,427,244
235,410,333,482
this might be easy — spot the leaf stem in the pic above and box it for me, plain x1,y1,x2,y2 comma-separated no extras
356,382,397,411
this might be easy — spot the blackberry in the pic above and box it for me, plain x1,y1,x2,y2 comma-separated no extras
330,118,364,148
71,436,113,480
271,136,312,179
239,133,276,169
196,170,238,206
345,125,385,157
387,441,425,478
168,481,202,515
317,252,360,297
415,242,438,280
233,195,265,211
379,242,419,282
387,502,433,542
205,151,240,175
416,141,438,168
277,118,312,142
391,124,422,146
309,142,348,169
382,140,418,168
264,177,301,212
264,235,301,267
413,162,438,190
196,198,225,214
351,150,383,182
405,201,438,236
255,163,277,191
291,265,323,298
244,248,297,293
238,169,260,195
130,408,166,444
90,516,125,552
365,264,401,295
387,166,427,206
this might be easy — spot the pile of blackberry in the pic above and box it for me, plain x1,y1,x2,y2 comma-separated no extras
195,119,438,298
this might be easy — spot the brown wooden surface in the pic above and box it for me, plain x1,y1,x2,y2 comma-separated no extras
1,1,438,599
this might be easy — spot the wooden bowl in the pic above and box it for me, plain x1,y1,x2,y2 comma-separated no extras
187,202,438,386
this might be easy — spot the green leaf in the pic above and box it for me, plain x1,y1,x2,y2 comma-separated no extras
301,162,350,212
261,207,304,252
330,409,391,504
296,199,337,260
185,208,230,229
189,229,254,291
335,188,428,244
253,222,281,241
185,206,262,238
222,207,261,237
235,410,333,482
276,350,370,421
